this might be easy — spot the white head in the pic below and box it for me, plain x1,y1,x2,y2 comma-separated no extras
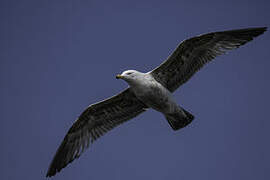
116,70,145,85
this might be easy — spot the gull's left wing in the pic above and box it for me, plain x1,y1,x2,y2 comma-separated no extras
46,88,147,177
150,27,267,92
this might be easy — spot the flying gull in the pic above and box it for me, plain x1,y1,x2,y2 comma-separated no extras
46,27,267,177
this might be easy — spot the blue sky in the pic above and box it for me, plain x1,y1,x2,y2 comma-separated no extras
1,0,270,179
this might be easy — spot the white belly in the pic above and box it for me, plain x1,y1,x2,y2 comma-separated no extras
131,79,176,113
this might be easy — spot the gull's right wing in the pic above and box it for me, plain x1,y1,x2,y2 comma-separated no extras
151,27,267,92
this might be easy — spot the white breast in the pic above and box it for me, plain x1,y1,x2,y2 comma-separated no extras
130,74,176,112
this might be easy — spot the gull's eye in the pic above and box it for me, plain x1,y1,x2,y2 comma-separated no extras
126,72,132,75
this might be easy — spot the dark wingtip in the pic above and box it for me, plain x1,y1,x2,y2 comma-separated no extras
249,27,267,37
46,168,52,177
46,168,56,178
225,26,267,37
260,27,267,31
261,27,267,34
46,157,70,177
223,26,267,46
45,158,59,177
251,27,267,36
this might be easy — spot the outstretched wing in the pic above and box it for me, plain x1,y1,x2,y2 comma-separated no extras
46,88,147,177
150,27,267,92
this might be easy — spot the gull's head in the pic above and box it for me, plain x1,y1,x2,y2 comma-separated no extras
116,70,144,84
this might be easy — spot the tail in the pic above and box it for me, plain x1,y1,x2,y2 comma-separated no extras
165,107,194,131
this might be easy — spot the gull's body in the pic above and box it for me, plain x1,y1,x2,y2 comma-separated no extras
122,71,173,113
117,70,193,129
46,27,267,177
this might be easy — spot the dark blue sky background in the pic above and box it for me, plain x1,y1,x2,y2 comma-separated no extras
1,0,270,179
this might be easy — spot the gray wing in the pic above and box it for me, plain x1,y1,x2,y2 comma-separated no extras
150,27,267,92
46,88,147,177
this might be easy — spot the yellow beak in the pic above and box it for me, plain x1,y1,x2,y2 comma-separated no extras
116,74,123,79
